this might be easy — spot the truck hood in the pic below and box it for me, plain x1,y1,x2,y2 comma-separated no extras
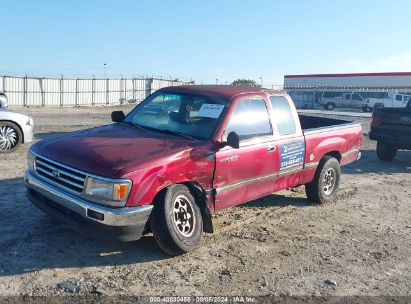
31,123,198,178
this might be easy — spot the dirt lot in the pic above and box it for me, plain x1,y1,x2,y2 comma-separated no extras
0,106,410,297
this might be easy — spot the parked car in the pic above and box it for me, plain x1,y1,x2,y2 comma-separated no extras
319,92,365,111
0,92,8,108
369,99,411,161
0,109,34,152
25,86,362,255
363,93,411,112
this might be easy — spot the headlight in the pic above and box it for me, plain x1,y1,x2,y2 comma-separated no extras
84,177,132,205
27,150,36,171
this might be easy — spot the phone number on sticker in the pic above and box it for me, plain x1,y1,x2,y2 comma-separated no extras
281,157,304,168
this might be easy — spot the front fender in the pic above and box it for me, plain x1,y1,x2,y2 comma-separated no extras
123,145,216,212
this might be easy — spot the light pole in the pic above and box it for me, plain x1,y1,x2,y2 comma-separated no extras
216,78,219,85
104,63,107,78
260,77,263,88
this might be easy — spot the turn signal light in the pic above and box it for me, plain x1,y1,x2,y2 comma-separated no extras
114,184,128,200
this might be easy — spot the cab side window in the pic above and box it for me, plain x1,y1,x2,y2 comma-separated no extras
226,98,271,140
352,94,362,101
269,96,296,136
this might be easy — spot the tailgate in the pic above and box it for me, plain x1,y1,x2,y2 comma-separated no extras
373,107,411,134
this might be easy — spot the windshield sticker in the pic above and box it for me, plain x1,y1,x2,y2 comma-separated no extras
197,104,225,118
280,140,305,169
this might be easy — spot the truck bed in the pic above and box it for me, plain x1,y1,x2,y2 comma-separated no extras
299,115,356,133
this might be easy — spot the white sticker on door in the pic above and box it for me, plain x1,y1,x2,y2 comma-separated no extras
280,140,305,169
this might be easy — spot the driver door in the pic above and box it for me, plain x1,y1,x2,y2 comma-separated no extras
213,97,276,211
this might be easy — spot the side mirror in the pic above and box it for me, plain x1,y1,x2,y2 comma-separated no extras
111,111,125,123
227,131,240,149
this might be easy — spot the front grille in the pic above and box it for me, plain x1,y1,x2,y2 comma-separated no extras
35,155,86,194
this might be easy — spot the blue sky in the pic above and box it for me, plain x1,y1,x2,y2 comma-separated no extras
1,0,411,84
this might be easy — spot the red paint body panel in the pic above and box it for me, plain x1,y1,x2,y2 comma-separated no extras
299,124,362,185
30,86,362,214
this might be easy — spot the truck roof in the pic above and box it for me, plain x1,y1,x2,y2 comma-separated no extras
158,85,280,100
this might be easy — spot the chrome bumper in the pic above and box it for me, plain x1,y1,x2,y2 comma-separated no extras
25,170,153,241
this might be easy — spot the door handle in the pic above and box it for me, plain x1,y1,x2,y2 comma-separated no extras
267,145,276,152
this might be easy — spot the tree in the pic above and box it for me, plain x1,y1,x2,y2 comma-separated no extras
231,79,259,87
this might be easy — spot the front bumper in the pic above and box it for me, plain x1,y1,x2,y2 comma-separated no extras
25,170,153,241
22,122,34,143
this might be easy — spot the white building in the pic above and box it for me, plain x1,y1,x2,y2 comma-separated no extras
283,72,411,108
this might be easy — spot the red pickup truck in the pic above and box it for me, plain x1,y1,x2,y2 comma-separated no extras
25,86,362,255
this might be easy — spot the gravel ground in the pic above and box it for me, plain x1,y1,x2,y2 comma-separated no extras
0,106,410,298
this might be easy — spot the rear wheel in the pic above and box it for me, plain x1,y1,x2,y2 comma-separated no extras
150,184,203,255
326,103,335,110
362,106,371,112
0,121,22,153
376,141,397,161
305,156,341,204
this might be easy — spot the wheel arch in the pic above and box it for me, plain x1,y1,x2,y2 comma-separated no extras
323,150,342,162
151,181,214,233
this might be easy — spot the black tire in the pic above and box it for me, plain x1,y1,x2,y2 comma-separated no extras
305,156,341,204
150,184,203,255
0,121,22,153
376,141,397,161
326,103,335,110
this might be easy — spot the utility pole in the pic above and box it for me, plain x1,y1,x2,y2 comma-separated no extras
216,78,219,85
104,63,107,78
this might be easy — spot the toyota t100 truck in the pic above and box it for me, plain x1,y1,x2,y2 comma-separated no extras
25,86,362,255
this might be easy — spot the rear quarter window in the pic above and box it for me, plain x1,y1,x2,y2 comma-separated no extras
269,96,296,136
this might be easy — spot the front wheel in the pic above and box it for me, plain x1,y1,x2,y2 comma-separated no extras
0,121,22,153
305,156,341,204
376,141,397,161
150,184,203,255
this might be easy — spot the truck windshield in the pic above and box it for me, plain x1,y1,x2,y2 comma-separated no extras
124,91,229,140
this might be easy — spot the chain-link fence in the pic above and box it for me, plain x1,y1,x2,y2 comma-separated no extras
0,75,193,107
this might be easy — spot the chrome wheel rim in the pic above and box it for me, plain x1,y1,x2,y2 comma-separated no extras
323,168,336,195
0,126,18,151
173,195,195,237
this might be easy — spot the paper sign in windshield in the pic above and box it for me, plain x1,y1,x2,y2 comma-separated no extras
197,104,225,118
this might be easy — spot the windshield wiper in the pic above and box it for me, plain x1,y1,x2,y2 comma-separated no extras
160,129,197,141
123,121,152,131
123,122,196,141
